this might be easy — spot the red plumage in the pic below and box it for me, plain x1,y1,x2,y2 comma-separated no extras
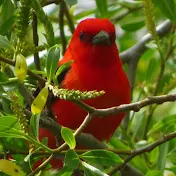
38,18,130,168
52,18,130,141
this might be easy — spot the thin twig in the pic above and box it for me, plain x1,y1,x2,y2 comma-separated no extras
72,94,176,117
111,6,143,23
28,154,53,176
108,131,176,175
62,1,75,33
59,1,67,54
120,20,172,64
144,30,175,139
30,113,93,175
32,12,41,71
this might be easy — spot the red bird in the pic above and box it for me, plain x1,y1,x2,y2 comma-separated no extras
38,18,130,168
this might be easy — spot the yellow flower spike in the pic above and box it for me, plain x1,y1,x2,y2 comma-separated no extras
0,159,24,176
15,54,28,82
31,86,49,115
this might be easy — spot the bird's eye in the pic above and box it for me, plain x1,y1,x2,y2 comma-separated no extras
80,31,84,41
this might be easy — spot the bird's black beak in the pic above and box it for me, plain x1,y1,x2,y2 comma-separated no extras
92,30,110,45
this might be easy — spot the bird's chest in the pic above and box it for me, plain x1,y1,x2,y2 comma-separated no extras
63,64,128,108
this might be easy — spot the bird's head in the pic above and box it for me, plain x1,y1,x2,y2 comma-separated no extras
69,18,120,66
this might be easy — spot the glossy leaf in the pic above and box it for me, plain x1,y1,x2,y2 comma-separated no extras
61,127,76,149
0,15,15,35
59,165,74,176
82,161,108,176
64,149,80,169
46,45,60,83
109,138,130,150
1,0,14,23
157,143,169,172
121,19,145,32
1,0,14,39
30,114,40,140
0,159,24,176
80,150,123,166
55,60,73,79
0,71,8,82
31,86,49,115
95,0,108,18
148,114,176,136
145,170,162,176
167,151,176,165
0,35,13,49
0,116,24,138
153,0,176,21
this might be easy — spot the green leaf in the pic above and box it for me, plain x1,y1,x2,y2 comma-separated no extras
0,116,24,138
148,114,176,136
0,35,13,49
0,71,8,82
84,168,98,176
95,0,108,18
153,0,176,21
146,58,157,83
46,45,60,83
82,161,108,176
64,149,80,169
59,165,74,176
1,0,14,23
148,147,159,164
61,127,76,149
145,170,162,176
31,70,47,76
30,114,40,140
109,138,130,150
0,0,4,6
0,15,15,35
121,19,145,32
55,60,73,79
166,165,176,174
66,0,77,6
157,143,169,172
80,150,123,166
129,155,148,173
168,150,176,165
31,0,55,47
1,0,14,39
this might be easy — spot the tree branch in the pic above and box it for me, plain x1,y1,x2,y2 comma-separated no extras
120,20,172,64
108,131,176,175
112,6,143,23
32,12,41,71
72,93,176,117
120,20,172,89
62,1,75,33
59,1,67,54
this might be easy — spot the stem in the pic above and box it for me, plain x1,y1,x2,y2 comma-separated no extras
32,12,41,71
62,1,75,33
144,32,175,139
59,1,67,54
